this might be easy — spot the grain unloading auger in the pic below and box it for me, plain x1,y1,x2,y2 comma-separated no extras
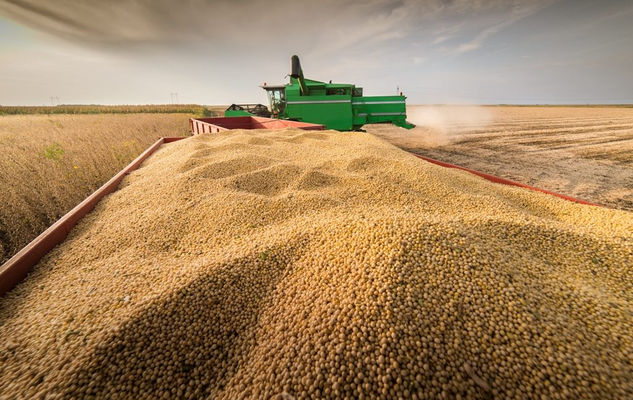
225,55,415,131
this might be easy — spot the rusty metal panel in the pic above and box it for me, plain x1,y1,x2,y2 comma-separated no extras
411,153,602,207
189,116,324,135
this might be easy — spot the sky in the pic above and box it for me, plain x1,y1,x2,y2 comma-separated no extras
0,0,632,105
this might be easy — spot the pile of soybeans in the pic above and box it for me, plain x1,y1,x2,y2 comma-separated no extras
1,129,632,399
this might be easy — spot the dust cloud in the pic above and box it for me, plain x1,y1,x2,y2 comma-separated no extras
368,105,493,148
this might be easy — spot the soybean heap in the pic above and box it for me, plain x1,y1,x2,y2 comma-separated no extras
0,129,632,399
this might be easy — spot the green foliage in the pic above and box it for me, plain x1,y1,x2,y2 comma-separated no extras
43,143,65,161
199,107,219,117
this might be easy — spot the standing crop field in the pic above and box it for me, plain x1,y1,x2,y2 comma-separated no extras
0,104,224,116
367,106,633,210
0,113,192,264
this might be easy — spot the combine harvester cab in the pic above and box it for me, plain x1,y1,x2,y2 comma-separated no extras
219,55,415,131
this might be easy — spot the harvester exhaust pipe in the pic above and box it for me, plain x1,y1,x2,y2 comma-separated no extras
290,55,309,95
291,55,302,78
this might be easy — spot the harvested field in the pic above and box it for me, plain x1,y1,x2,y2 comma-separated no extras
0,113,191,265
1,128,631,399
367,106,633,210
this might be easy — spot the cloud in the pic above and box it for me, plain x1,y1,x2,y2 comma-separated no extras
453,1,555,54
0,1,416,51
432,35,452,45
0,0,555,56
1,0,631,105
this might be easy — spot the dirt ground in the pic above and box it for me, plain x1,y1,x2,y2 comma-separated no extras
366,106,633,210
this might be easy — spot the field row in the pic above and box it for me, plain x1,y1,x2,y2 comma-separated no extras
370,106,633,210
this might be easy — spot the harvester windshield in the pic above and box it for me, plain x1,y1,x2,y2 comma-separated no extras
263,86,286,117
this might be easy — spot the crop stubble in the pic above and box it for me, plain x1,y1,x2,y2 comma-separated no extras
368,106,633,210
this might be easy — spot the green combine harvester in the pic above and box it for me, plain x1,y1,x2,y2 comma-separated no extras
225,55,414,131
